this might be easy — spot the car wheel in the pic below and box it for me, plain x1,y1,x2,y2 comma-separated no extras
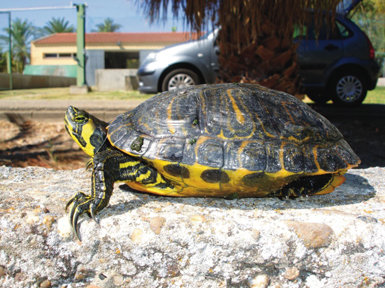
307,91,330,105
329,70,367,106
161,68,200,92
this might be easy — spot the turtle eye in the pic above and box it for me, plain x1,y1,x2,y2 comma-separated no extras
75,115,87,122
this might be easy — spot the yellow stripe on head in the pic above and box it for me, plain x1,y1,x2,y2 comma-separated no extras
64,106,107,157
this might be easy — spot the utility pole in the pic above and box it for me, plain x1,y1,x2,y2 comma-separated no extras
7,12,12,89
74,3,87,87
6,12,12,90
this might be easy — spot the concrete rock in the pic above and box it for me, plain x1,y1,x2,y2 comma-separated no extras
283,266,300,281
0,166,384,287
286,221,334,248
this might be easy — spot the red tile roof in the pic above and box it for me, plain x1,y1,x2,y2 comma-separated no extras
33,32,199,45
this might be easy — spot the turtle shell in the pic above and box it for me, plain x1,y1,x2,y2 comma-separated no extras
107,83,359,196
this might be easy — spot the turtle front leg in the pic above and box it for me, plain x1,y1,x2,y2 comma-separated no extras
66,149,176,240
66,150,120,240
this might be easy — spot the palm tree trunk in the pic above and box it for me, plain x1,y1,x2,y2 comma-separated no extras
217,19,299,95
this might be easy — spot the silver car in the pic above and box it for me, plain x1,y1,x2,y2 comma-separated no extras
137,30,220,93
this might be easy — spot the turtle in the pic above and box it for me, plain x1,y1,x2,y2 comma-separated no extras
64,83,360,239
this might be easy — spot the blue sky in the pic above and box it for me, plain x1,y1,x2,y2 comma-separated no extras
0,0,185,34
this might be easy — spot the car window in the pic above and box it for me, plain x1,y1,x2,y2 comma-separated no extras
335,20,352,38
293,25,308,39
294,17,344,41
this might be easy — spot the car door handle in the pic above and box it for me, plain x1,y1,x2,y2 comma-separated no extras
324,44,339,51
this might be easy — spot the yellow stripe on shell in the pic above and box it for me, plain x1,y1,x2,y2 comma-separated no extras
227,89,245,125
254,112,276,139
281,135,311,143
167,96,177,134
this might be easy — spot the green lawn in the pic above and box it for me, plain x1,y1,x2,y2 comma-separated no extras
0,87,155,101
363,86,385,104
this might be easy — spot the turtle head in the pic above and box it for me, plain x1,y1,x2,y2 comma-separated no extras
64,106,108,157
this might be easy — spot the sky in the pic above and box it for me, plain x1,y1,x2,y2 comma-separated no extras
0,0,185,34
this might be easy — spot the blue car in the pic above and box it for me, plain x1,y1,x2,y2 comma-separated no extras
138,1,379,106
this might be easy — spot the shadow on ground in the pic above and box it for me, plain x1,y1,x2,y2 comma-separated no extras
311,104,385,169
0,116,87,169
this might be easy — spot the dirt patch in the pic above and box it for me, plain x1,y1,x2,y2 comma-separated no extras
0,107,384,170
0,119,87,169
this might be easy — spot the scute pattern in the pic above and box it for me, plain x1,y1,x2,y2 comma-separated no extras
197,138,223,168
107,83,360,188
238,141,267,171
283,143,304,173
316,140,352,172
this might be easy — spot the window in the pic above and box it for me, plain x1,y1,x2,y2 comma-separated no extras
105,51,140,69
294,15,347,41
44,53,58,58
43,53,76,59
336,21,352,38
59,53,72,58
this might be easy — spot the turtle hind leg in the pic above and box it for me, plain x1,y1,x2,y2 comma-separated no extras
274,173,345,199
119,159,184,196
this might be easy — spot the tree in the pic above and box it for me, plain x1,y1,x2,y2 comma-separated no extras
352,0,385,75
140,0,341,94
93,18,122,32
0,48,7,72
0,18,37,73
41,17,75,34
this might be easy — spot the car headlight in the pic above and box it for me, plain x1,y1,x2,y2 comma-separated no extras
142,61,158,74
146,52,156,61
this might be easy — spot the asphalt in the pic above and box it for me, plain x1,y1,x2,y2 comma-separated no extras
0,98,145,122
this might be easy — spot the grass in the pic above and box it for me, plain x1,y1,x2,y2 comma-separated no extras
0,87,155,101
363,86,385,104
0,86,384,104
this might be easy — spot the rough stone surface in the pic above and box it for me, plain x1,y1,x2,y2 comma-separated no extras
0,166,384,288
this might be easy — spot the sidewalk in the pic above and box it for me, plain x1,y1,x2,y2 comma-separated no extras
0,98,145,122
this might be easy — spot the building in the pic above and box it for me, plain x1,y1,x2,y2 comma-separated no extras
25,32,198,87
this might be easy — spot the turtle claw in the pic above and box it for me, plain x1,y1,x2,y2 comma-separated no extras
90,203,100,225
85,159,94,171
70,207,82,241
66,192,94,241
